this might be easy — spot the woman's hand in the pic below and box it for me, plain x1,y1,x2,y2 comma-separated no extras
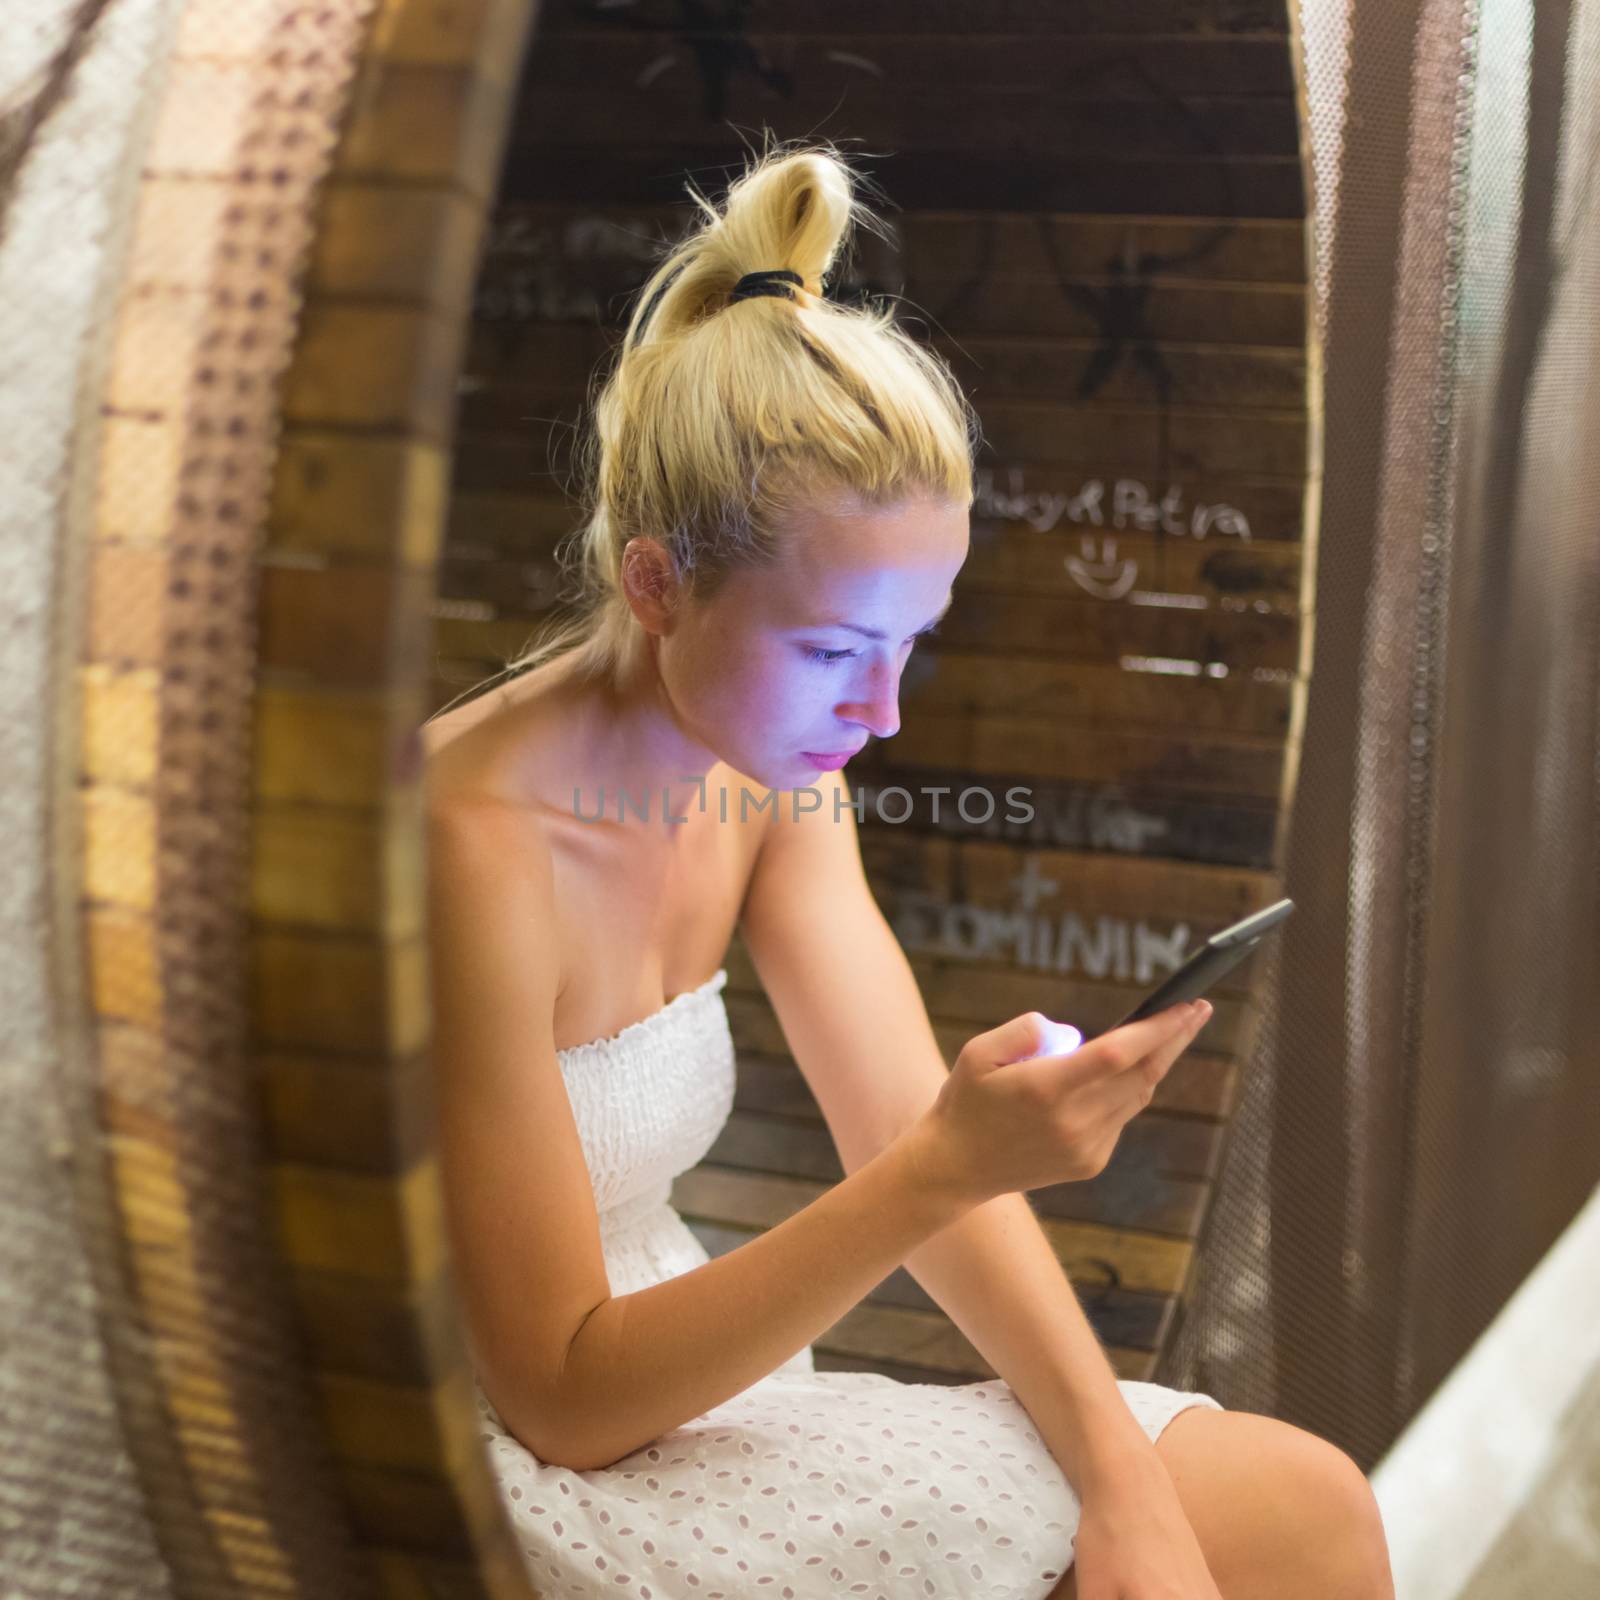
1070,1454,1224,1600
914,1002,1214,1208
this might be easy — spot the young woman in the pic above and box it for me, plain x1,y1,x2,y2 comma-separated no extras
421,144,1394,1600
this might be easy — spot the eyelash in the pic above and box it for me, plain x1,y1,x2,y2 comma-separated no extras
803,625,940,665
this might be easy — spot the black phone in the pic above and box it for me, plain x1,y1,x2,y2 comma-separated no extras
1088,898,1295,1039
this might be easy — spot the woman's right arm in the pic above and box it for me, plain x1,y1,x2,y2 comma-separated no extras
556,1119,968,1470
426,801,976,1474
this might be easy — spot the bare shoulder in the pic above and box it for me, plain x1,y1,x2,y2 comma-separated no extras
425,793,567,1005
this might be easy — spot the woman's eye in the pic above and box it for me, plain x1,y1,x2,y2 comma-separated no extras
802,628,935,666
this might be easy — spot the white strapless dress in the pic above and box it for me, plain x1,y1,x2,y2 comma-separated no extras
476,966,1223,1600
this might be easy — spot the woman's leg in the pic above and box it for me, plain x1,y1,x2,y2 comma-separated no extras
1048,1408,1395,1599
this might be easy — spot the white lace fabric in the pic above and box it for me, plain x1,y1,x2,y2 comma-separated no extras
476,966,1224,1599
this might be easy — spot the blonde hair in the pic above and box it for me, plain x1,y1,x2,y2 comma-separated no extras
430,138,980,718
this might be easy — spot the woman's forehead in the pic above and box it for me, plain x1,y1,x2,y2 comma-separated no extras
738,507,967,624
773,493,968,575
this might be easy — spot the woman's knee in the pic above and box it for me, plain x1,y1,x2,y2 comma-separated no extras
1154,1407,1394,1598
1045,1409,1392,1599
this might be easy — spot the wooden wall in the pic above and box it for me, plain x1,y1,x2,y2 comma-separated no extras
431,0,1313,1389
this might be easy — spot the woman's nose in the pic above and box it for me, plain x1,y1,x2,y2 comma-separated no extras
842,661,902,740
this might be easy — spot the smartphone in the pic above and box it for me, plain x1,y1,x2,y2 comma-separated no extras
1088,898,1295,1039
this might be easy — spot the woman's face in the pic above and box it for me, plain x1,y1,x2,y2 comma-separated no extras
656,489,971,789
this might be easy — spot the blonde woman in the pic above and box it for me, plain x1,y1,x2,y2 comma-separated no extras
421,143,1393,1600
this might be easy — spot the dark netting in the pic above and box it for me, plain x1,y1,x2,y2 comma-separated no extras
1159,0,1600,1472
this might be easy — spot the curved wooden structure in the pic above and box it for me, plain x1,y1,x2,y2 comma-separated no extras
5,0,1315,1594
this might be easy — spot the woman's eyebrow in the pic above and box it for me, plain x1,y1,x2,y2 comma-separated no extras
811,592,954,640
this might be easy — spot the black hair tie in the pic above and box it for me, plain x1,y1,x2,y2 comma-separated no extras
630,264,803,350
730,269,804,303
631,259,690,349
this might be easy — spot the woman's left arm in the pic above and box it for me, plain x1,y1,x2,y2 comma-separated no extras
900,1183,1171,1489
740,773,1224,1594
739,774,1192,1496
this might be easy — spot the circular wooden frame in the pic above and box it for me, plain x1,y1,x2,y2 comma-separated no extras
55,1,1318,1592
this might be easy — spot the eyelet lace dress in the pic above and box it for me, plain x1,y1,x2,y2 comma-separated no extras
476,967,1224,1599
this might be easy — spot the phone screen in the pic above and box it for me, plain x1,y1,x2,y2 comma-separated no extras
1088,898,1295,1039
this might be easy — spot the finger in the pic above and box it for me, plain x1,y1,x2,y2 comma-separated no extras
1048,1000,1205,1086
980,1011,1085,1063
1134,1002,1212,1095
1072,1002,1212,1125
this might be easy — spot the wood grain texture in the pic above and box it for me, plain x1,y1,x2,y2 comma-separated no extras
72,0,541,1592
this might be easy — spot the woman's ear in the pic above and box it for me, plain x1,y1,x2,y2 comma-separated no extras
620,538,683,634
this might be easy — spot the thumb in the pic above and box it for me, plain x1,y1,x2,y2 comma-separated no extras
977,1011,1084,1067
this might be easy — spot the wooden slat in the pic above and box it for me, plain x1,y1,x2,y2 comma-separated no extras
252,929,429,1054
814,1302,992,1378
688,1218,1180,1350
258,558,434,687
928,588,1301,669
333,1462,477,1554
813,1297,1182,1382
287,1264,467,1386
457,324,1309,417
425,626,1300,747
452,386,1309,477
443,467,1306,570
334,58,515,204
702,1111,1216,1237
268,429,449,569
723,984,1248,1079
847,754,1282,868
905,278,1308,346
972,464,1306,542
283,301,467,440
900,214,1307,285
80,667,158,785
672,1166,1195,1296
251,795,425,939
732,957,1253,1061
709,1104,1222,1192
307,181,485,316
724,927,1259,1031
270,1158,446,1282
91,416,183,550
860,831,1276,926
976,400,1306,478
734,1042,1239,1124
315,1367,482,1476
534,0,1288,38
442,484,1309,670
260,1047,434,1174
496,146,1306,219
886,710,1290,803
367,0,532,88
934,336,1308,412
468,204,1308,286
427,536,1303,627
523,33,1297,97
514,85,1299,164
439,483,1300,566
888,650,1298,738
255,686,426,808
